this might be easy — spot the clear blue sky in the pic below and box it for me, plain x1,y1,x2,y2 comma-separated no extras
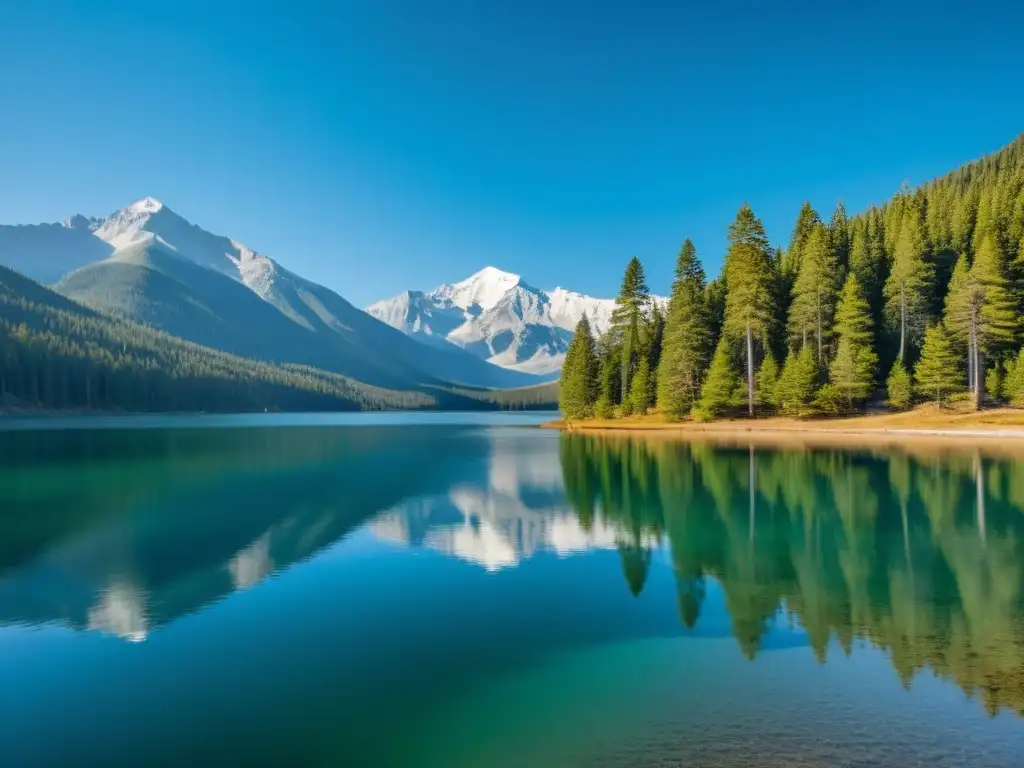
2,1,1023,306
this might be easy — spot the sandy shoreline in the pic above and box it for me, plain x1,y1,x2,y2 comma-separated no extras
541,407,1024,451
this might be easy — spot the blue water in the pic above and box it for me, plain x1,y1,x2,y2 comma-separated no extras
0,415,1021,766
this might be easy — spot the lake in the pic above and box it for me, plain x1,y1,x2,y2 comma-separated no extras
0,412,1022,767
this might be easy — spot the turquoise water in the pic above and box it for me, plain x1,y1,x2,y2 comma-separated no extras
0,414,1022,766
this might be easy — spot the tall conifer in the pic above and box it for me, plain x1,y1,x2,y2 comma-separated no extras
788,223,839,361
629,356,652,415
723,204,776,416
610,258,650,399
775,346,819,416
829,274,877,407
945,237,1019,405
693,337,736,419
914,323,963,406
781,202,821,278
657,240,712,418
884,208,932,362
829,201,851,273
559,315,599,421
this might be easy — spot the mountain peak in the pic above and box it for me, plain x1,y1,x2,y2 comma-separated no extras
468,265,520,284
433,266,522,312
127,196,165,214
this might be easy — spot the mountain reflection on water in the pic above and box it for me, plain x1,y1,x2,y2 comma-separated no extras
0,424,480,639
1,422,1023,725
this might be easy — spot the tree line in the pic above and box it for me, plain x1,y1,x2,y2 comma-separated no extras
560,133,1024,420
448,381,559,410
0,264,539,413
560,433,1024,715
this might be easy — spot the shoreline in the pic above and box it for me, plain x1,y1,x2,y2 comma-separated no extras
541,407,1024,449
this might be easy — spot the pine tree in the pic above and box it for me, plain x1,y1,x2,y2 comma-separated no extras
788,223,839,361
829,201,851,273
559,315,599,421
657,240,712,418
849,213,885,328
944,253,973,347
829,273,877,408
775,346,818,416
1009,185,1024,260
595,331,620,418
884,208,933,363
975,234,1019,361
914,323,963,406
886,360,913,410
723,204,776,416
641,303,664,408
950,185,979,255
693,336,736,420
781,202,821,278
755,349,779,408
1004,348,1024,407
945,237,1019,406
985,364,1004,402
972,189,996,255
706,275,727,340
830,340,874,410
610,258,650,399
813,382,844,415
629,356,652,415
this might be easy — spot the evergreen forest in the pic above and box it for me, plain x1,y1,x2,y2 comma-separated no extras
561,134,1024,421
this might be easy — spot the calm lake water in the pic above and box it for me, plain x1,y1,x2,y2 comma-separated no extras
1,412,1023,767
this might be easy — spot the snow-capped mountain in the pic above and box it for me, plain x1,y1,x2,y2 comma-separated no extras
1,196,282,290
367,267,667,376
0,198,544,391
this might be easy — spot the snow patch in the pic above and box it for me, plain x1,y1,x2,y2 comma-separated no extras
129,196,164,214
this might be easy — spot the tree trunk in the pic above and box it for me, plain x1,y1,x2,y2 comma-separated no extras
970,314,979,409
746,323,754,417
975,340,983,410
621,331,632,404
899,288,906,362
815,289,822,363
967,331,975,403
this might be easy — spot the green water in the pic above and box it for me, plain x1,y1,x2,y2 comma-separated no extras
0,413,1022,767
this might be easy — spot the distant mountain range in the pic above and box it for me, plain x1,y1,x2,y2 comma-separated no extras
368,267,667,376
0,195,666,397
0,198,549,396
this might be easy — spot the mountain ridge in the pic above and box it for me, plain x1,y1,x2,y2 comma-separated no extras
368,267,667,376
1,199,543,391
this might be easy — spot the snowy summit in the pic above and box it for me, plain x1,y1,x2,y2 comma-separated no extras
129,196,165,214
367,269,667,376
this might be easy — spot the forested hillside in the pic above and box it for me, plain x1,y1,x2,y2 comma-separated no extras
560,133,1024,421
53,239,540,392
451,380,559,410
0,264,468,413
